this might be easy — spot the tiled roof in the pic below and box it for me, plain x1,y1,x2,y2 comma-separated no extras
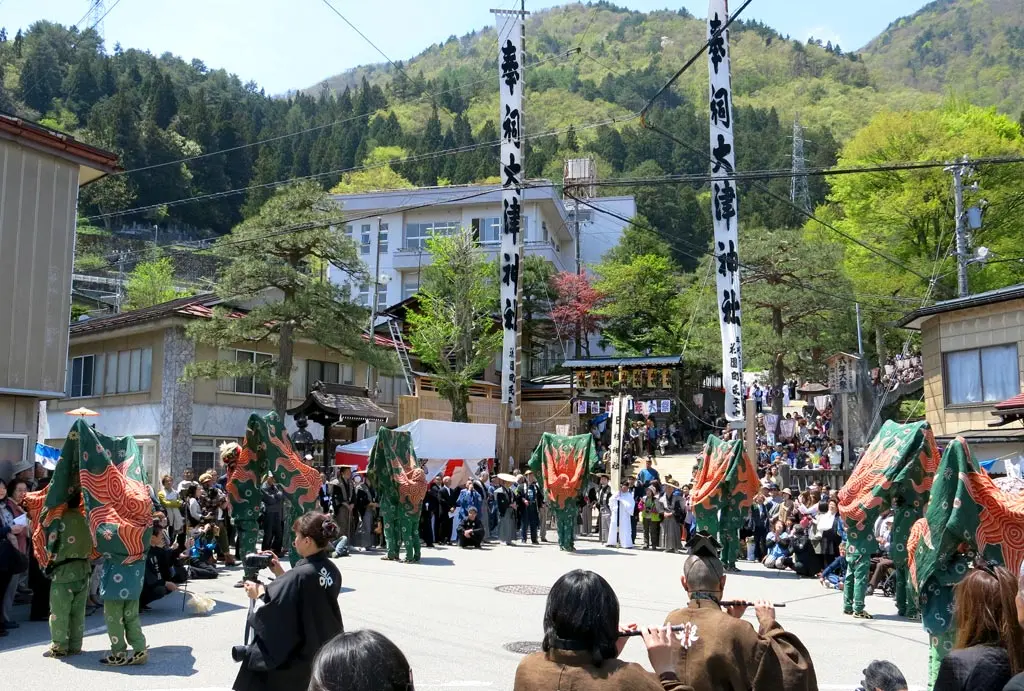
287,382,391,424
69,293,222,336
994,393,1024,411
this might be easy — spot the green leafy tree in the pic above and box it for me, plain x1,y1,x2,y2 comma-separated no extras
184,181,393,418
330,147,415,194
826,102,1024,363
124,255,185,310
406,229,501,422
593,253,682,355
521,255,557,367
19,39,62,112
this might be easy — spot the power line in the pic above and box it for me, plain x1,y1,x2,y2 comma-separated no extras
565,192,925,311
317,0,416,86
638,0,756,118
113,49,578,178
84,113,634,222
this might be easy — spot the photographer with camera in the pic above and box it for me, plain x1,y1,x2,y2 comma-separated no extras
233,511,343,691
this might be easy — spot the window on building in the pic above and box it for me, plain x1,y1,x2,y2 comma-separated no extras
379,224,389,253
68,355,95,398
404,221,459,250
307,360,354,389
471,217,501,244
233,350,273,395
360,226,371,255
401,275,419,300
191,437,242,474
944,343,1020,405
105,348,152,394
377,281,388,308
344,224,353,239
356,283,370,306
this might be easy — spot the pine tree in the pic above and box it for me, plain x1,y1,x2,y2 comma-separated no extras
184,181,394,419
20,40,62,112
64,55,99,119
148,72,177,129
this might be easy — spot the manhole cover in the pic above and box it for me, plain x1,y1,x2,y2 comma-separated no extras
495,584,550,596
503,641,543,654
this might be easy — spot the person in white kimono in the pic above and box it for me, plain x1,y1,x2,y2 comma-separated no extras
606,479,636,549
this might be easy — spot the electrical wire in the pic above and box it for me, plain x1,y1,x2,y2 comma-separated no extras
84,112,634,222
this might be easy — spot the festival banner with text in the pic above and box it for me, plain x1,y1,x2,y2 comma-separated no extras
708,0,744,423
497,10,524,407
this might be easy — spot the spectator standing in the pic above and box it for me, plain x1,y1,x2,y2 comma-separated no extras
353,474,378,551
494,476,516,546
641,485,662,550
637,457,660,488
419,474,440,548
749,494,770,561
157,475,184,543
516,472,541,545
260,474,286,556
437,476,455,546
659,483,683,554
1,478,29,628
331,467,355,540
597,474,612,543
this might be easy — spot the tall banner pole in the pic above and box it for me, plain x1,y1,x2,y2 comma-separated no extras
708,0,744,428
494,7,528,467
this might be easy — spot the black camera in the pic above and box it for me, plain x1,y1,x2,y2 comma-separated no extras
231,644,249,663
242,552,273,582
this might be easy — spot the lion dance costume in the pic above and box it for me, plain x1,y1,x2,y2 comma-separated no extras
838,419,939,620
25,421,153,665
908,436,1024,685
369,427,427,563
225,412,320,565
690,434,759,570
528,432,599,551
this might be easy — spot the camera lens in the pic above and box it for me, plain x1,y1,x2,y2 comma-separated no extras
231,645,248,663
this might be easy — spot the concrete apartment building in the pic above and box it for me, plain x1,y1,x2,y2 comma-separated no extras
898,284,1024,473
328,181,636,379
47,294,397,484
0,115,119,482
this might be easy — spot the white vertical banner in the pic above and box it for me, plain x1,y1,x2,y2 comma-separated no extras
708,0,744,423
496,10,525,407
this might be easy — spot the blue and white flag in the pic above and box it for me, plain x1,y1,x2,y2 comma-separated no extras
34,442,60,470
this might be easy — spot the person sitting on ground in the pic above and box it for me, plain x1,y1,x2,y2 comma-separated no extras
820,543,847,590
859,660,908,691
514,569,687,690
763,520,790,569
663,531,817,691
457,507,485,549
309,629,414,691
141,519,183,610
933,561,1024,691
787,525,821,578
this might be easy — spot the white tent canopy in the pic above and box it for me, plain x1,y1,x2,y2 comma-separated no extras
336,419,496,460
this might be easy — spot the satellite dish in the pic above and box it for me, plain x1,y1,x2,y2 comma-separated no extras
976,246,991,262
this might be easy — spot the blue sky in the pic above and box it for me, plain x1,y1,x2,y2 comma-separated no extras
5,1,931,94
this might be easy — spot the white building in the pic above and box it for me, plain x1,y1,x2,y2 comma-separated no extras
329,182,635,364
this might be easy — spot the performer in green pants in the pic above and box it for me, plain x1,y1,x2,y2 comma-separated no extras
370,427,427,564
529,432,598,552
690,435,759,572
45,493,92,658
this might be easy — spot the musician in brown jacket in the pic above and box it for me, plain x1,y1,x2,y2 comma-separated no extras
663,532,818,691
514,569,688,691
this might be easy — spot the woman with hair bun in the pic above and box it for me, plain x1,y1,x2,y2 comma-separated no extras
233,511,343,691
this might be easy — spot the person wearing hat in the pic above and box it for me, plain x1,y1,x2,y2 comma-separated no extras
457,506,485,549
663,532,817,691
606,478,635,549
596,474,612,544
516,471,542,545
494,475,517,546
659,482,684,553
199,472,235,566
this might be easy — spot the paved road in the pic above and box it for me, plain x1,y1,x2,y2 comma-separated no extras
0,537,929,690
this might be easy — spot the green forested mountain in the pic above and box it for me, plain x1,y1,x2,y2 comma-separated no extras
862,0,1024,117
0,1,1019,254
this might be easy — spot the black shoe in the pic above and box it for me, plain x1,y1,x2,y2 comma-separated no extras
532,541,539,545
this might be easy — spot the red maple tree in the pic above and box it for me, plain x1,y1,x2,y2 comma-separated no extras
550,272,604,356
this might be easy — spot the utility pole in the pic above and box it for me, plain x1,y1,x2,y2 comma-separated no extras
115,251,126,313
950,159,970,298
855,303,864,356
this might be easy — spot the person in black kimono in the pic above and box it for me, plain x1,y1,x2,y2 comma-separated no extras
141,530,185,609
457,507,485,549
420,476,441,548
438,476,456,546
233,512,344,691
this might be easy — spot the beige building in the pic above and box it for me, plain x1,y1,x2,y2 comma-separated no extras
898,284,1024,473
0,115,119,482
48,294,400,484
